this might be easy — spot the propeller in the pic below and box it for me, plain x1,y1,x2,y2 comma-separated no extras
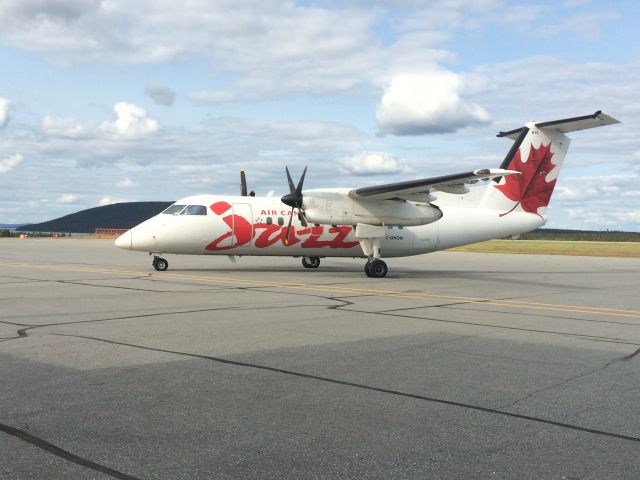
281,166,307,244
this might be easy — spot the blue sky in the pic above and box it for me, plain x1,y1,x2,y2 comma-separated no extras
0,0,638,230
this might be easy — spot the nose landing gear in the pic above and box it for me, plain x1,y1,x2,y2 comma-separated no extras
302,256,320,268
152,256,168,271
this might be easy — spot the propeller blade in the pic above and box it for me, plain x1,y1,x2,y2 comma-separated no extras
285,166,296,194
240,170,248,196
295,166,307,196
284,207,295,245
298,210,308,227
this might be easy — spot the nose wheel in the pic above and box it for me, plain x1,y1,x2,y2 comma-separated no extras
152,256,168,271
302,256,320,268
364,259,387,278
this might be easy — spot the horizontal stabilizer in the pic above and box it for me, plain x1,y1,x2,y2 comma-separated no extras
498,111,620,140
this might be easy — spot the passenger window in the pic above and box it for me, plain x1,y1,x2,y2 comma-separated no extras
266,217,272,225
182,205,207,215
163,204,186,214
278,217,284,226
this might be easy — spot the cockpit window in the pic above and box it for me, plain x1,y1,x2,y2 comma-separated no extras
163,204,186,214
181,205,207,215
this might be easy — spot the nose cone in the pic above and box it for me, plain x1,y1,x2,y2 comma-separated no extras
115,230,132,250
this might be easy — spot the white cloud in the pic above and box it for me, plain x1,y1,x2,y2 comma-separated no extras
0,0,382,97
41,102,159,141
0,153,23,173
341,152,409,176
614,211,640,222
563,0,593,7
0,97,9,128
376,71,491,135
550,173,640,230
563,206,639,230
189,90,235,105
203,117,365,150
540,12,618,41
555,174,639,202
100,102,159,140
97,197,127,206
145,83,175,106
56,194,78,203
117,177,138,188
42,116,88,139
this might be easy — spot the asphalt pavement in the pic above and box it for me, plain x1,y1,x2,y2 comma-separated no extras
1,238,639,479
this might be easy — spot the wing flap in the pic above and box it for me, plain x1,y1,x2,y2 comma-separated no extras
349,168,519,201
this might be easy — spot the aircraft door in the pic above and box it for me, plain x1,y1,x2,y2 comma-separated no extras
232,203,254,248
412,222,438,251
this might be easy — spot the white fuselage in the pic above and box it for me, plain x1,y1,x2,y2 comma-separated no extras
116,189,544,258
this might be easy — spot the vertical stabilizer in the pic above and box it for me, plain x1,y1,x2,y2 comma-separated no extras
482,111,619,217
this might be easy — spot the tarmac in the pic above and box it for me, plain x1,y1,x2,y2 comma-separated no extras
1,238,639,479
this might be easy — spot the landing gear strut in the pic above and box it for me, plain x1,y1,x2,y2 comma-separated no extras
152,256,168,271
302,256,320,269
364,258,387,278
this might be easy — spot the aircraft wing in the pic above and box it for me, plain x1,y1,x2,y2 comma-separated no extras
348,168,519,201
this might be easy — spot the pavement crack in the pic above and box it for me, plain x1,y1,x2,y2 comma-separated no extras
443,304,640,327
336,305,640,346
0,320,33,327
499,348,640,410
0,422,141,480
51,332,640,445
222,285,640,347
379,300,478,312
3,302,331,341
57,279,176,293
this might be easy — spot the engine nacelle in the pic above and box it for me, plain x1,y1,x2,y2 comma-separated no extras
303,189,442,226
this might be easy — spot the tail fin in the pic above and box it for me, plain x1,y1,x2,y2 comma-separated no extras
482,111,619,217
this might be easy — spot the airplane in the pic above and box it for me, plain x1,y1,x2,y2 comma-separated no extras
116,111,619,278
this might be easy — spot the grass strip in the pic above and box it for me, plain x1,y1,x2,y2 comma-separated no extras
451,240,640,258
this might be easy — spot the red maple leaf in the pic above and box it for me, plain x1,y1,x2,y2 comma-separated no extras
496,142,557,217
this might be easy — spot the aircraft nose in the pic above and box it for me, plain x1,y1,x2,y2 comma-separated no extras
115,230,132,250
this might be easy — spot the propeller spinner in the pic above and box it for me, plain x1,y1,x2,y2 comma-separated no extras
281,166,308,244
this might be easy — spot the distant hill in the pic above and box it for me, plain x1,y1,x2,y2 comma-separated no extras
17,202,173,234
0,223,29,229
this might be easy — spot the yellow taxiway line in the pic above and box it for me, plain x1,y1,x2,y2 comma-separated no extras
1,261,640,319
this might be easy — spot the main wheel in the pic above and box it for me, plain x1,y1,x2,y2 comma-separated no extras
153,257,168,271
302,256,320,268
366,259,387,278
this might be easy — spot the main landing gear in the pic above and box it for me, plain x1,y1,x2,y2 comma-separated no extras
364,258,388,278
152,255,168,271
302,256,320,269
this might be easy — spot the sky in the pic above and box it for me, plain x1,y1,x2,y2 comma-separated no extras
0,0,639,231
